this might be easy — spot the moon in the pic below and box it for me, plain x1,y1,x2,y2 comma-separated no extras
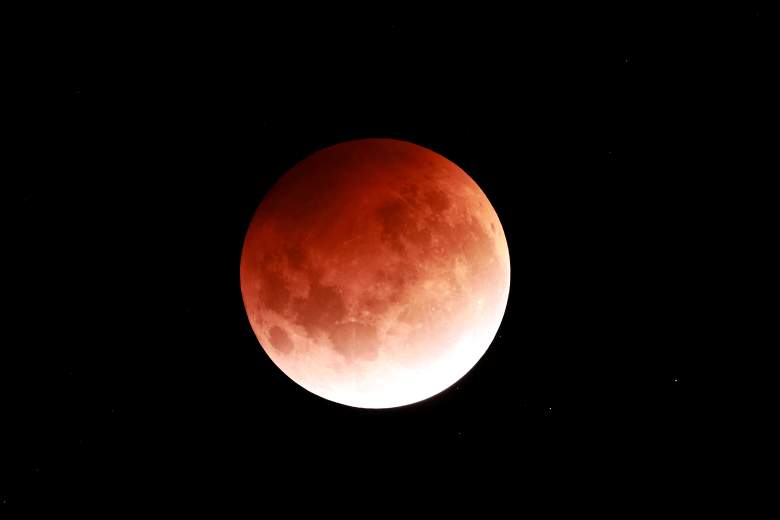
240,139,510,408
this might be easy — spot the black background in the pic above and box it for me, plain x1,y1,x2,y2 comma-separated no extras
4,5,767,512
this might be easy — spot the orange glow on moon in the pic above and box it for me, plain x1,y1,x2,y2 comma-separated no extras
240,139,510,408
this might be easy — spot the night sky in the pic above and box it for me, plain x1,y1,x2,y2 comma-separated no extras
4,6,766,512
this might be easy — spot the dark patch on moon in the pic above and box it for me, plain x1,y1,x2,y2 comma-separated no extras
399,183,419,201
377,199,435,254
268,325,294,354
423,188,451,212
285,246,308,271
294,278,347,338
377,200,412,252
260,268,290,313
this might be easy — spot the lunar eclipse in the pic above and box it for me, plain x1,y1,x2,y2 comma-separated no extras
240,139,510,408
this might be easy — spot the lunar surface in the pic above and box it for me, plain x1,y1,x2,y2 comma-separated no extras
240,139,510,408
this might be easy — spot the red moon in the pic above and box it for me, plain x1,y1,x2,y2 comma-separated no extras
240,139,510,408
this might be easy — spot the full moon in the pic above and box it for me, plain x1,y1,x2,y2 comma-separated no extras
240,139,510,408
